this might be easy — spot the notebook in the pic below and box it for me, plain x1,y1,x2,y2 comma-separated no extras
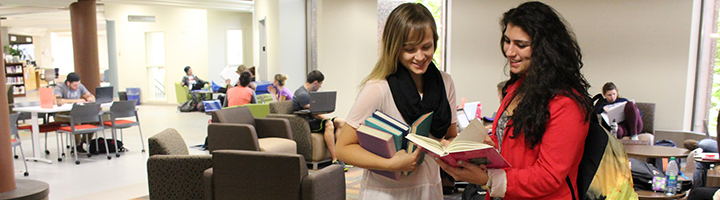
95,86,114,104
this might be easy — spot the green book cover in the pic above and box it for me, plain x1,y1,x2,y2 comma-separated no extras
403,112,433,176
365,117,405,152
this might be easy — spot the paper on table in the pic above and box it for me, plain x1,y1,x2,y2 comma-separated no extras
220,66,240,86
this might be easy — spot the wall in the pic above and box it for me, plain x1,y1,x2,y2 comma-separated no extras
254,0,280,82
207,11,254,85
278,0,307,90
104,3,209,104
449,0,695,131
317,0,377,119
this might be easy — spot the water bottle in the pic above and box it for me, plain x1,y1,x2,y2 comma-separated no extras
666,157,679,196
475,102,482,119
610,119,618,138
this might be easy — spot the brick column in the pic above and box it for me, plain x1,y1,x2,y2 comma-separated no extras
0,19,17,193
70,0,101,93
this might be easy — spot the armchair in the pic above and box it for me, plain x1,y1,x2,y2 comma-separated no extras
203,150,345,200
209,106,296,154
175,82,191,103
147,128,212,200
266,101,331,169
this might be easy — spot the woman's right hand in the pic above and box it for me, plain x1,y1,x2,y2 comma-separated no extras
267,85,276,94
387,147,422,172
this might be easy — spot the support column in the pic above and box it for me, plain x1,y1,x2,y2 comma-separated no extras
0,19,17,193
70,0,101,93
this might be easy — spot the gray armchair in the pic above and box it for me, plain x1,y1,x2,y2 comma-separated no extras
203,150,345,200
209,106,296,154
266,101,331,169
636,102,655,134
147,128,212,200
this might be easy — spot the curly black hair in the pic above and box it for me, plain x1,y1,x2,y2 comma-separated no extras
500,1,593,149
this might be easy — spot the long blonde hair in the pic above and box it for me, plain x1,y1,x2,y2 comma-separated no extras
360,3,438,88
274,74,288,86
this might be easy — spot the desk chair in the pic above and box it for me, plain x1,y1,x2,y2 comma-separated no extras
9,113,29,176
103,100,146,157
57,103,112,164
14,102,63,160
43,68,57,87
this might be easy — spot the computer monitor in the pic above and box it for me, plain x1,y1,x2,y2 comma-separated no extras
95,86,114,104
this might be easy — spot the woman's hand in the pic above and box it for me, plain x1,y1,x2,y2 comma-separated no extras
267,85,276,94
387,147,422,172
484,135,496,148
435,158,489,185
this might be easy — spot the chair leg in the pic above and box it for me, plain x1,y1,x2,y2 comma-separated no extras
112,128,120,157
87,135,93,158
18,143,28,176
101,130,112,160
13,145,18,159
60,132,66,157
70,135,80,165
137,125,146,153
44,132,50,155
55,132,63,162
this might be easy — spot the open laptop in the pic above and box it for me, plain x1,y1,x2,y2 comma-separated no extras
95,86,114,104
297,91,337,114
456,108,471,132
601,101,627,125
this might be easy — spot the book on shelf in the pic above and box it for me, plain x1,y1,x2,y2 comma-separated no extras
406,118,510,169
356,124,399,180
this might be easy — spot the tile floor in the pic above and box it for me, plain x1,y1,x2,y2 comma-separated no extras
9,90,465,200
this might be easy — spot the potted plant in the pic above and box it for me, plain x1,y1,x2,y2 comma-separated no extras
3,45,25,62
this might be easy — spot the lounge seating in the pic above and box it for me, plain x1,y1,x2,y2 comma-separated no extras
266,101,331,169
203,150,345,200
175,82,191,103
209,106,296,154
147,128,212,200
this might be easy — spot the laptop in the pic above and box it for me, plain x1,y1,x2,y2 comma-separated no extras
95,86,114,104
191,80,206,90
601,101,627,124
297,91,337,114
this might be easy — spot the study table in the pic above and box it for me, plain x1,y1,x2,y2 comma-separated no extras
623,145,690,161
13,102,112,164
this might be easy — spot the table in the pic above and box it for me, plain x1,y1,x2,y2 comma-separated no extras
624,145,690,161
13,102,112,164
636,190,685,199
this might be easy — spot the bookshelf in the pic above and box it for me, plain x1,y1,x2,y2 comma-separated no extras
5,62,25,97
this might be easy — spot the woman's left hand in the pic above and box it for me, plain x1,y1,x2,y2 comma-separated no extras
435,158,489,185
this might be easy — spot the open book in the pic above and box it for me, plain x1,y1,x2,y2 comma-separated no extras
406,118,510,168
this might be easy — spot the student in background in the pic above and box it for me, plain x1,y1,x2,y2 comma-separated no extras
436,2,593,199
267,74,293,101
292,70,347,170
592,82,644,139
54,72,96,153
335,3,457,199
226,71,256,107
180,66,205,89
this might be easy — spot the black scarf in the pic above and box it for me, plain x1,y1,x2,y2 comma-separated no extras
387,62,451,139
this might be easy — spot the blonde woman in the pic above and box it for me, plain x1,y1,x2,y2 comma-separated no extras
267,74,293,101
336,3,457,199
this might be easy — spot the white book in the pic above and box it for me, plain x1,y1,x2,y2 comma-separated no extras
220,66,240,86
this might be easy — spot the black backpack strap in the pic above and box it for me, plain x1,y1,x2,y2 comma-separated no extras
567,176,577,200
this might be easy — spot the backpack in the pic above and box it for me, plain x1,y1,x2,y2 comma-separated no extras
574,117,638,200
178,100,196,112
89,137,125,154
629,157,665,191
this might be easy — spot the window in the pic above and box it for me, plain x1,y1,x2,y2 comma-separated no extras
227,30,244,66
145,32,166,101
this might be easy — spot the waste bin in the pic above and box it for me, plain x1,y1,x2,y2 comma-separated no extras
126,87,140,105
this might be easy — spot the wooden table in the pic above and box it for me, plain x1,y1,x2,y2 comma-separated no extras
624,145,690,161
636,190,685,199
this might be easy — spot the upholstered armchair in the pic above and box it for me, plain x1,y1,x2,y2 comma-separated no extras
147,128,212,200
175,82,191,103
209,106,296,154
266,101,331,169
203,150,345,200
636,102,655,135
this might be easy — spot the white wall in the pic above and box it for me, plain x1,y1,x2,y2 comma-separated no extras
449,0,695,131
207,11,254,85
104,3,209,103
254,0,280,82
317,0,377,119
278,0,307,90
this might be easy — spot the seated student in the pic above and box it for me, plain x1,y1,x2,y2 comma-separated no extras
292,70,346,168
224,65,257,91
54,72,96,153
592,82,644,139
181,66,208,100
267,74,293,102
226,71,257,107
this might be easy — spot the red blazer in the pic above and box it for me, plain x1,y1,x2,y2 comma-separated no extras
489,78,589,199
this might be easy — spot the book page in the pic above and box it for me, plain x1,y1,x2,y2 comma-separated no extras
447,118,489,152
220,66,240,86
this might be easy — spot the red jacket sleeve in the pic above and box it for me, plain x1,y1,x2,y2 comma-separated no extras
503,96,589,199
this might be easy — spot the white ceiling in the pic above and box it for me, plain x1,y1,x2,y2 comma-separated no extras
0,0,254,36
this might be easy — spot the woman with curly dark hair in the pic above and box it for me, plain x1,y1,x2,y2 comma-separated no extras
436,2,593,199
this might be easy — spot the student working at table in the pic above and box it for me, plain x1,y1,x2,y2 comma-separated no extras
54,72,96,153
